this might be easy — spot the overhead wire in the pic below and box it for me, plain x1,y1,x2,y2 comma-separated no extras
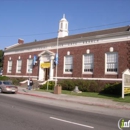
0,20,130,37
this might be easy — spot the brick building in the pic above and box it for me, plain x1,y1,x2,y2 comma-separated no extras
3,15,130,82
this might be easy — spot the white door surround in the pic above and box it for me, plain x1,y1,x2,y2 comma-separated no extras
38,50,55,81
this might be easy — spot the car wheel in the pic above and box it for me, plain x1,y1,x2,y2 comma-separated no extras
0,88,2,93
12,92,16,94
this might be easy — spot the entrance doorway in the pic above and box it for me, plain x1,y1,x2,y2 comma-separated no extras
44,68,50,80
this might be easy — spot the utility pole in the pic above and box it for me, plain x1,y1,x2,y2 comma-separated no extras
55,38,59,86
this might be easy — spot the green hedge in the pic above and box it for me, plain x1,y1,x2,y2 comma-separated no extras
58,79,105,92
0,76,9,80
3,77,120,95
100,82,122,95
9,77,27,85
39,79,122,95
40,81,55,90
58,79,122,95
0,77,27,85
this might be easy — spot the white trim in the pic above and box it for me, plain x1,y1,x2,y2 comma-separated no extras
4,75,38,78
64,72,73,74
122,72,125,98
38,50,55,57
54,76,122,81
3,75,122,81
5,43,20,50
63,56,65,74
82,72,93,75
4,32,130,56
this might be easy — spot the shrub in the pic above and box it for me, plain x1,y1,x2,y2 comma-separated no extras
0,76,9,81
58,79,104,92
58,79,122,95
0,76,27,85
8,77,27,85
100,82,122,95
40,81,55,90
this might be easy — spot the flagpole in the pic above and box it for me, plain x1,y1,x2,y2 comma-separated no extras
55,37,59,86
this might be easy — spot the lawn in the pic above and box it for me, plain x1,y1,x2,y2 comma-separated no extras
38,89,130,103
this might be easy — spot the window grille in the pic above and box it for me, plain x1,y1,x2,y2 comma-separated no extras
27,59,33,73
64,56,73,72
16,60,22,73
8,60,12,73
84,54,93,72
106,53,118,72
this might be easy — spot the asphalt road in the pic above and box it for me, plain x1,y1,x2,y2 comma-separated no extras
0,94,126,130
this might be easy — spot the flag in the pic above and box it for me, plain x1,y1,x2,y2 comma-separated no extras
33,55,37,65
55,53,58,65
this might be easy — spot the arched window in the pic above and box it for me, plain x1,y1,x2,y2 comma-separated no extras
61,23,63,29
65,23,67,29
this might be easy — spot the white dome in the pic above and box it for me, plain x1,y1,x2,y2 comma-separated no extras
60,18,67,21
60,14,68,22
58,14,69,38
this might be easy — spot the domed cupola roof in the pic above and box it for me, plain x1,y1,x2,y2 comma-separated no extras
60,14,68,22
58,14,69,38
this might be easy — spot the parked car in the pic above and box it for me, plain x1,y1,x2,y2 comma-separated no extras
0,81,18,94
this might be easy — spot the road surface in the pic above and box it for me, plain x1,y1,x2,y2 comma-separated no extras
0,94,129,130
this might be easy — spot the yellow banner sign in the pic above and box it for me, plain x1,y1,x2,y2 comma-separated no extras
41,63,50,68
124,87,130,94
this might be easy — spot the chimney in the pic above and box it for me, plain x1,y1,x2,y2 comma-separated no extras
18,38,24,44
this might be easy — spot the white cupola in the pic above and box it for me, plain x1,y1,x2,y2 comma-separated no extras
58,14,69,38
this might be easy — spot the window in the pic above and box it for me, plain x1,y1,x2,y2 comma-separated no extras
64,56,73,72
83,54,94,73
7,60,12,73
106,52,118,73
61,23,63,29
27,59,33,73
65,23,67,29
16,60,22,73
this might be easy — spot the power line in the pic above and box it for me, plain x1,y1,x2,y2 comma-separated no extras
0,20,130,38
70,20,130,32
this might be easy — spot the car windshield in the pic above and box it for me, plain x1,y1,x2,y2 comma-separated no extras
3,81,12,85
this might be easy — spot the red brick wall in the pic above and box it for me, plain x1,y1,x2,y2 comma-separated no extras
3,51,42,77
53,41,129,78
3,41,129,79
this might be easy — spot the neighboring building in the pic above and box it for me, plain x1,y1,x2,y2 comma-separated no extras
3,15,130,82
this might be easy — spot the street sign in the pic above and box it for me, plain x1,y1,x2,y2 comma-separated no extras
41,63,50,68
122,69,130,98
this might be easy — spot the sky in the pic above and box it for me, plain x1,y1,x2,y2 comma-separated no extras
0,0,130,50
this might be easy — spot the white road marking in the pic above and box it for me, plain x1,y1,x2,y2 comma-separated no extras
50,117,94,129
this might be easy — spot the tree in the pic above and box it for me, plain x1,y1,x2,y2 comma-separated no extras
0,50,4,69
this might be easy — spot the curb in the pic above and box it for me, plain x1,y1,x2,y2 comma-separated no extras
17,92,130,110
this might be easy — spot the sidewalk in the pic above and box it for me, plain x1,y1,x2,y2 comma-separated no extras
18,87,130,110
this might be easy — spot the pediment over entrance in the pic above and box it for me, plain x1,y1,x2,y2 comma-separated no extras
38,50,55,57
